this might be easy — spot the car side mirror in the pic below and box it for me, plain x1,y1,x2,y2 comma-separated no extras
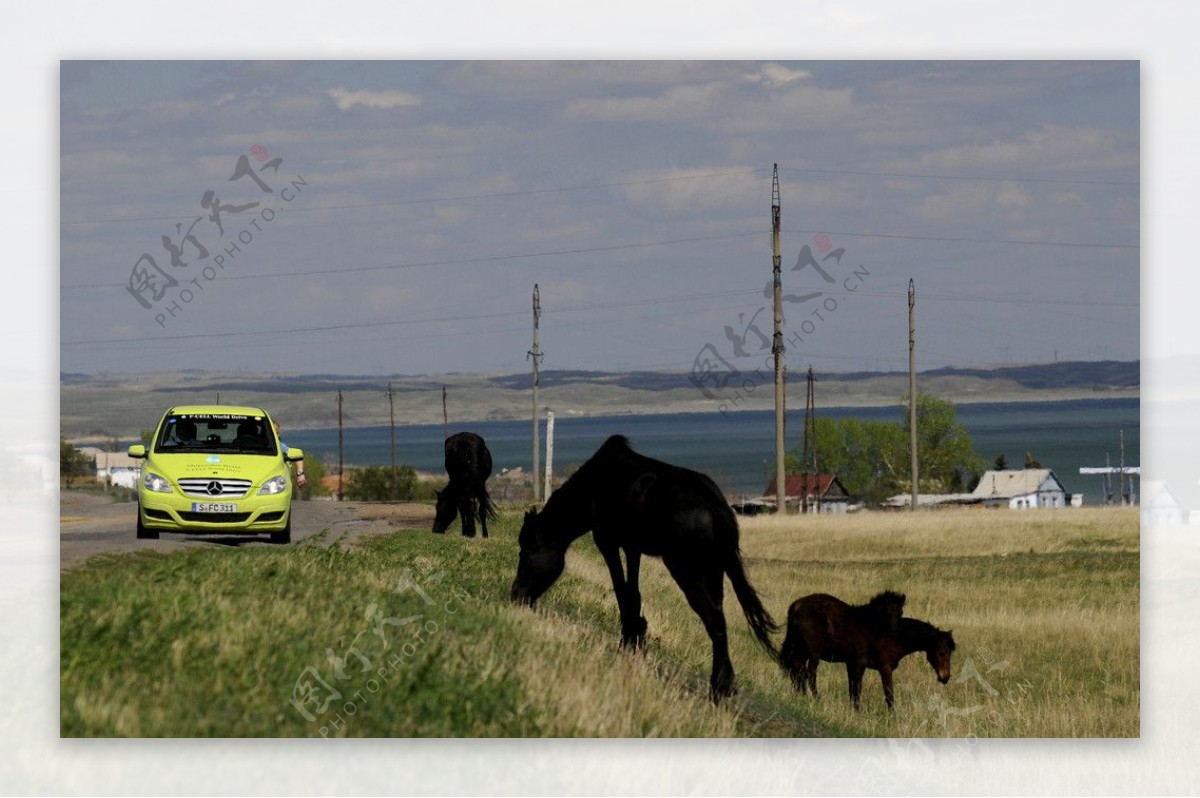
285,447,304,463
128,444,147,459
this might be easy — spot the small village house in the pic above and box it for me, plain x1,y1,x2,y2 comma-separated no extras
77,447,141,489
763,473,851,514
1141,480,1183,526
972,468,1069,509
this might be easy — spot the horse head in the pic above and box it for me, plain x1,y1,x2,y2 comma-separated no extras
927,629,956,684
510,507,566,608
431,486,457,534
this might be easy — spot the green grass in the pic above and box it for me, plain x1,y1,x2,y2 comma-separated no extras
60,507,1138,737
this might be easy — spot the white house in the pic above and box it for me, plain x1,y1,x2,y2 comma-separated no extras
78,447,141,489
972,469,1069,509
1141,480,1183,527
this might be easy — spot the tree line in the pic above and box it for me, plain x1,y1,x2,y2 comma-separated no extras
785,394,986,506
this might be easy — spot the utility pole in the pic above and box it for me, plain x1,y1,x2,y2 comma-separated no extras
803,365,818,514
1119,429,1126,505
908,278,919,512
336,389,344,502
771,164,786,515
544,410,555,500
1105,452,1113,505
442,385,449,440
385,381,396,498
529,284,543,502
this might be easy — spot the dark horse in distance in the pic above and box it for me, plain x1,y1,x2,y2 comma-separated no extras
432,432,496,539
510,434,779,702
780,591,956,711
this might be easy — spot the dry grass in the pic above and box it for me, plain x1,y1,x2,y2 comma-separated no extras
62,505,1138,737
535,506,1138,737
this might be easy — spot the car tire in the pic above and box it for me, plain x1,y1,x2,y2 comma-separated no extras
136,510,159,540
270,521,291,545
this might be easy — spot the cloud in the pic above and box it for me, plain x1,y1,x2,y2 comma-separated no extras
744,63,812,87
327,87,422,111
619,166,759,212
441,61,741,97
901,125,1136,177
565,82,727,122
917,181,1033,219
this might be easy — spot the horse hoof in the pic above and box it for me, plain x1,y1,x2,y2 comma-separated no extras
619,632,646,651
710,683,737,704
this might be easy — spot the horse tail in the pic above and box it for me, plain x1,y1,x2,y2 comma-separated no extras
478,481,498,521
778,604,799,675
725,546,782,662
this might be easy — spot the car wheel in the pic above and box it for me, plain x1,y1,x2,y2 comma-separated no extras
270,521,291,545
136,510,159,540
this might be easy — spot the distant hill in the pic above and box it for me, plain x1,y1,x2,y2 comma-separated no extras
59,360,1138,439
492,360,1139,393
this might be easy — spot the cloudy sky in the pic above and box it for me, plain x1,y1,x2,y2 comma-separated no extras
60,60,1139,376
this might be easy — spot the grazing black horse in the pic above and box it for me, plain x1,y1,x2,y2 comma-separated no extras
432,432,496,539
780,591,955,711
510,434,779,702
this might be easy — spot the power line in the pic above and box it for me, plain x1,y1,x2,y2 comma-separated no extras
59,231,763,291
60,286,767,347
60,225,1137,294
784,227,1137,250
777,166,1136,188
61,279,1135,349
59,169,761,227
60,164,1136,228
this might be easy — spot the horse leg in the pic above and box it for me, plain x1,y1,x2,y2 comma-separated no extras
597,542,645,650
879,665,895,711
621,549,647,649
459,497,476,538
667,559,734,702
847,661,866,711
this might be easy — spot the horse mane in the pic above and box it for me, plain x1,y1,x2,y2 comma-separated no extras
865,590,906,614
854,590,905,632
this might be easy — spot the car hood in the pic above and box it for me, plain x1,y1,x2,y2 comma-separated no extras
147,451,286,485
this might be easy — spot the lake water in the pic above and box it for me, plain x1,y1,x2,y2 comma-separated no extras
284,397,1140,506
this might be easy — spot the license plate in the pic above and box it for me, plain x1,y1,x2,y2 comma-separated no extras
191,502,237,513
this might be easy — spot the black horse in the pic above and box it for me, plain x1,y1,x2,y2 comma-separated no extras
780,591,955,710
432,432,496,539
510,434,779,702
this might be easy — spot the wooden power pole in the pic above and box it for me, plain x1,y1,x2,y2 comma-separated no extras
385,381,396,494
529,284,542,502
803,365,818,514
544,410,555,500
771,164,786,515
336,389,344,502
442,385,449,440
908,278,919,512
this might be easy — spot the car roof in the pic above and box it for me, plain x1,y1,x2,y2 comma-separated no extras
166,405,270,417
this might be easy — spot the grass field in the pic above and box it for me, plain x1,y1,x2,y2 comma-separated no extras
60,506,1138,737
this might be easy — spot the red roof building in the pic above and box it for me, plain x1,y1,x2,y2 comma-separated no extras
763,473,851,512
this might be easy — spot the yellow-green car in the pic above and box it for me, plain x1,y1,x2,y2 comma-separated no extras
128,405,304,544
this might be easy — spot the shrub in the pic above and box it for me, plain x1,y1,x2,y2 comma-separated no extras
343,464,419,501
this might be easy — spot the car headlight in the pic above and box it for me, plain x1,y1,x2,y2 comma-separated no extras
143,472,172,493
258,475,290,495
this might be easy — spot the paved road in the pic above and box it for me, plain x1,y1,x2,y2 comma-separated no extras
60,491,437,570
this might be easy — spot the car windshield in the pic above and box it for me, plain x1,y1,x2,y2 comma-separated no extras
155,413,278,456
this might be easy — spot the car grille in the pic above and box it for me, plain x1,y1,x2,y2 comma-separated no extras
177,511,253,523
178,478,253,498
